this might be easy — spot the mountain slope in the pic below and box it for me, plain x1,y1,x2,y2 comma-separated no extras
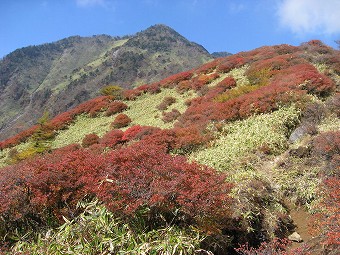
0,24,212,140
0,40,339,255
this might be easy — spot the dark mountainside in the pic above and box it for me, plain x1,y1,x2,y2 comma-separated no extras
0,24,212,140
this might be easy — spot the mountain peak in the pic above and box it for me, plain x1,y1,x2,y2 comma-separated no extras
125,24,209,55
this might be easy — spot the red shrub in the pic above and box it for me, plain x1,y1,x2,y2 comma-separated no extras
122,89,143,100
122,125,161,142
272,64,335,97
313,131,340,175
0,147,104,225
173,126,209,153
122,125,143,141
49,111,75,130
82,133,100,148
100,129,124,148
159,71,194,88
162,109,181,123
217,55,246,73
105,101,128,116
94,141,234,229
143,129,177,151
235,238,291,255
0,125,38,150
72,95,113,117
137,83,161,94
156,96,177,110
216,76,237,90
176,80,192,94
196,59,220,74
300,40,333,54
316,177,340,247
0,138,234,237
111,113,132,128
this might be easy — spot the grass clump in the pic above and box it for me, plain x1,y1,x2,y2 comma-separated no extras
227,64,250,87
11,200,203,255
193,106,301,173
125,88,195,128
51,114,113,149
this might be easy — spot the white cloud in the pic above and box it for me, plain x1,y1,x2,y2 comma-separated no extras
277,0,340,35
76,0,106,7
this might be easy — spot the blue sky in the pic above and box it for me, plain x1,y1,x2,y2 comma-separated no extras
1,0,339,58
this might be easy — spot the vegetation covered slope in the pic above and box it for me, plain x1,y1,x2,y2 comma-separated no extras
0,24,212,140
0,40,339,255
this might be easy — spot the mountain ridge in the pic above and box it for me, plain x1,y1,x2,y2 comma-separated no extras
0,24,213,140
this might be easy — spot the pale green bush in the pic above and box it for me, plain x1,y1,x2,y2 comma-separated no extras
193,106,301,172
12,200,203,255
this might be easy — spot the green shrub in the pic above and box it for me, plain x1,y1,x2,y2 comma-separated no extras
11,200,203,255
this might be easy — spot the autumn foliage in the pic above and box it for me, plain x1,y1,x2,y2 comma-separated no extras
82,133,100,148
111,113,132,128
0,140,233,240
105,101,128,116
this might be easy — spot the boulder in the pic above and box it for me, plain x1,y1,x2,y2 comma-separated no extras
288,231,303,242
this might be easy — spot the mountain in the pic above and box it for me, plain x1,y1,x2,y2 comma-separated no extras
211,51,232,58
0,40,339,254
0,24,212,140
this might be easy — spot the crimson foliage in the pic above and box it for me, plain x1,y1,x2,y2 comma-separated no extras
111,113,132,128
105,101,128,116
156,96,177,110
122,125,161,142
82,133,100,148
94,141,233,228
162,109,181,123
0,140,233,237
100,129,124,148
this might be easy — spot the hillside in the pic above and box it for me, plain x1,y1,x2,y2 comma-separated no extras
0,40,339,255
0,24,212,140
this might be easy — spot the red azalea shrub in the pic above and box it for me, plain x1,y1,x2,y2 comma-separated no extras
161,109,181,123
122,89,143,100
111,113,132,128
156,96,177,110
72,95,113,117
0,139,234,238
122,125,161,141
0,147,104,226
105,101,128,116
94,141,234,229
235,238,291,255
0,125,39,150
216,76,237,90
300,40,333,55
176,80,193,94
196,59,220,74
48,111,75,130
217,55,246,73
143,129,177,151
82,133,100,148
159,71,194,88
121,125,143,141
100,129,124,148
315,177,340,247
173,126,209,153
272,64,335,97
137,83,161,94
